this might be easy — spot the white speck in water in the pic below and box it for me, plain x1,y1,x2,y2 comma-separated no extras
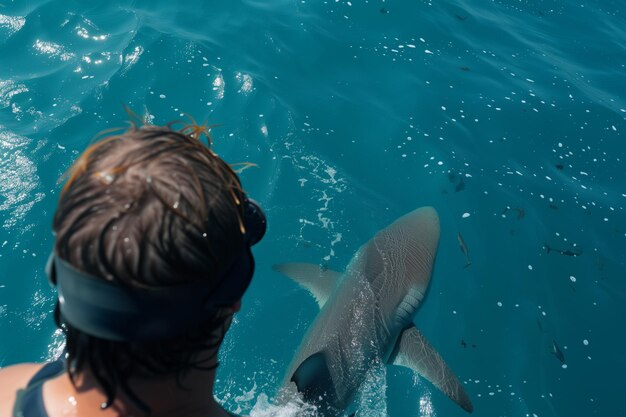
462,212,470,218
583,339,589,346
237,73,254,93
570,276,576,282
424,49,433,54
497,302,502,307
159,94,166,99
528,265,533,271
213,74,225,99
562,364,568,369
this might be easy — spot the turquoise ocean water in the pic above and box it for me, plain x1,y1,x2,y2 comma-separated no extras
1,0,625,416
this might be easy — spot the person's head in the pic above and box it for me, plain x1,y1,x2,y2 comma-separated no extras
50,122,263,410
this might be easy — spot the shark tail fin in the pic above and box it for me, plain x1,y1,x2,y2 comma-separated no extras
388,325,473,413
273,263,342,308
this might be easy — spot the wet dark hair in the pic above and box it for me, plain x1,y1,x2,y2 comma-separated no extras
52,121,248,412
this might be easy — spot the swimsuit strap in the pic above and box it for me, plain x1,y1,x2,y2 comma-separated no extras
12,361,242,417
13,361,65,417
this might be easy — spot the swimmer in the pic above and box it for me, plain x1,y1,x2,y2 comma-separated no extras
0,122,266,417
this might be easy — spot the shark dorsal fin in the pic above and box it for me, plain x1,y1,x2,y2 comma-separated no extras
273,263,341,308
388,325,474,413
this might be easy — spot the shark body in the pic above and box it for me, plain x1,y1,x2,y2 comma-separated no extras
275,207,473,415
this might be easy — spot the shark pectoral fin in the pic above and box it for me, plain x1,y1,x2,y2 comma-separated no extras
388,325,474,413
291,351,339,413
273,263,342,307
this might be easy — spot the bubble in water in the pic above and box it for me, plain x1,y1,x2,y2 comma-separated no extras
44,328,66,361
355,363,388,417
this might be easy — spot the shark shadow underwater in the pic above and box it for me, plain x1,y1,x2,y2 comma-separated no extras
274,206,473,416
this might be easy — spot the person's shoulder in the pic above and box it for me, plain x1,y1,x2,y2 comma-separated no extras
0,362,43,388
0,363,45,417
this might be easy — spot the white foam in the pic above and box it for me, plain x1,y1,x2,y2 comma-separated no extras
248,393,318,417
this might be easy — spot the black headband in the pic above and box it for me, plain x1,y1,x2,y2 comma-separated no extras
47,198,266,342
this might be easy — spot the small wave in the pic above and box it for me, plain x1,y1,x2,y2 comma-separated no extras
0,128,44,230
0,80,28,108
0,13,26,37
33,39,75,61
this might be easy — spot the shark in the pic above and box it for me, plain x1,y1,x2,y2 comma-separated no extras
274,206,473,415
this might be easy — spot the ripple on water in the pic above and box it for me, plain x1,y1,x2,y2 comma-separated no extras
0,13,26,42
0,128,44,230
0,80,28,108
